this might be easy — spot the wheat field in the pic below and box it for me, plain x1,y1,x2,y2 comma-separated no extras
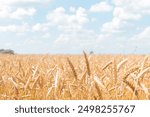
0,53,150,100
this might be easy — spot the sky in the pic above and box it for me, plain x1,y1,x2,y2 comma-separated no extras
0,0,150,54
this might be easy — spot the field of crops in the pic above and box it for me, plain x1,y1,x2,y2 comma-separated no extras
0,53,150,100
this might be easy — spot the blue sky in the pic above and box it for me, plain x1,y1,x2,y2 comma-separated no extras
0,0,150,54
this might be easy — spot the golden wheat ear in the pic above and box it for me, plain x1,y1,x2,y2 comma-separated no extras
67,57,78,81
83,51,91,76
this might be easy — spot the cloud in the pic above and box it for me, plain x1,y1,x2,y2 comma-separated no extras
124,26,150,53
132,27,150,42
0,0,52,5
101,0,150,33
32,23,50,32
47,7,89,29
0,1,37,20
101,17,124,33
97,0,150,54
0,8,36,19
0,0,53,20
113,0,150,16
53,27,98,53
47,6,99,53
113,7,141,21
11,8,36,19
0,24,29,33
90,1,113,12
0,22,51,33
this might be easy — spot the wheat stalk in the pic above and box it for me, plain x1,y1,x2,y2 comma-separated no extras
113,59,117,83
94,81,103,100
31,75,40,89
140,83,150,100
117,59,128,72
141,56,148,71
123,67,139,81
83,51,91,76
136,67,150,80
67,58,78,81
123,80,138,99
102,61,112,70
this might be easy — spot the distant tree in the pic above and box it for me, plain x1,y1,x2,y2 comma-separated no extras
90,51,94,55
0,49,15,55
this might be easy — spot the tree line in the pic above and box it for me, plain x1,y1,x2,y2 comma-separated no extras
0,49,15,55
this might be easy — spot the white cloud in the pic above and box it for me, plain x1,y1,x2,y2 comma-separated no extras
42,32,51,38
113,0,150,15
47,6,97,53
47,7,89,29
113,0,129,6
0,8,36,19
101,17,123,33
32,23,50,32
99,0,150,53
90,1,113,12
0,4,36,19
0,0,52,5
0,24,29,33
132,27,150,42
101,0,150,33
0,0,53,20
47,7,66,25
113,7,141,21
11,8,36,19
125,26,150,53
53,28,98,52
0,23,51,33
